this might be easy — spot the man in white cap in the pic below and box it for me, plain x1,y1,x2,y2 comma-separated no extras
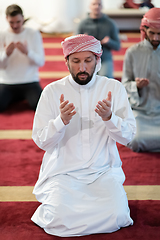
122,8,160,152
31,34,136,237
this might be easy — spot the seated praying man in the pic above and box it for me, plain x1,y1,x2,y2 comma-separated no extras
31,34,136,237
0,4,44,112
122,8,160,152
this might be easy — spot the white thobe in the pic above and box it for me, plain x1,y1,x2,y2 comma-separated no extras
122,39,160,152
31,73,136,236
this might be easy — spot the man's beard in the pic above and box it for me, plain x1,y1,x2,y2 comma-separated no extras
146,35,160,49
150,40,160,49
72,72,93,85
68,62,96,85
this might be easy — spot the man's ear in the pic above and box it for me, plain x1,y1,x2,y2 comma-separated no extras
65,59,69,70
143,29,147,38
143,26,148,39
95,55,98,64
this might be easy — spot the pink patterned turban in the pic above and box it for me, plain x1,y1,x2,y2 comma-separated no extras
140,8,160,40
61,34,102,72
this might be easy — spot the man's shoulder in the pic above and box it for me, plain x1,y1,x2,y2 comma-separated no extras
96,75,125,96
96,75,122,87
44,76,69,90
78,17,91,26
126,41,144,54
24,27,40,34
102,14,117,25
0,29,10,36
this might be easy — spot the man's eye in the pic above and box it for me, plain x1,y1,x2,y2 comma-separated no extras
85,59,92,62
73,60,79,63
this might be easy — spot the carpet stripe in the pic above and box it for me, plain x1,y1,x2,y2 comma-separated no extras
0,130,32,139
43,42,136,49
41,32,140,39
0,186,159,201
122,33,140,38
41,32,72,38
39,71,69,78
45,55,125,61
45,55,65,61
39,71,122,78
43,42,61,48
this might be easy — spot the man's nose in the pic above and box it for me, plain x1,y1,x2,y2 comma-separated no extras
79,62,86,72
13,23,17,28
153,34,159,40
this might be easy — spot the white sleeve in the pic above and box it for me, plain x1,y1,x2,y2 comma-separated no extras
104,83,136,145
32,87,67,151
121,48,140,107
27,30,45,67
0,32,8,68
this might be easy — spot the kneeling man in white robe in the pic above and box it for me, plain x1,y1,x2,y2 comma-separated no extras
31,34,136,237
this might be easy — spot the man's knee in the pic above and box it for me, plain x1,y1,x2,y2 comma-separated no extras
116,209,132,228
26,84,42,110
127,138,141,152
127,135,152,152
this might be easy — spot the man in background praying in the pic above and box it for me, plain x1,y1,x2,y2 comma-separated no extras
122,8,160,152
76,0,120,78
31,34,136,237
0,4,44,112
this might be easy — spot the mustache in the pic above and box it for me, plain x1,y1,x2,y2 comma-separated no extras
77,72,89,76
152,40,160,43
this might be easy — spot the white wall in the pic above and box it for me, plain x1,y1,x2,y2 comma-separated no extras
152,0,160,7
0,0,160,32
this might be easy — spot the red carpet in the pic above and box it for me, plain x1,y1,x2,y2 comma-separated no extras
118,143,160,185
0,102,34,129
40,61,68,71
0,140,43,186
0,32,160,239
0,140,160,186
44,48,63,55
0,201,160,240
43,37,65,43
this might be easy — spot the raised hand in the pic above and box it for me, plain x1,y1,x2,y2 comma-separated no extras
60,94,76,125
16,41,28,55
95,91,112,121
135,77,149,89
6,42,15,56
100,36,110,45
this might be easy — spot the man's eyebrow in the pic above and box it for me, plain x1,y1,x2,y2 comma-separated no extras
72,56,93,61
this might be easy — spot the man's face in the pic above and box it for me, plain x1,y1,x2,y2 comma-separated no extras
6,14,24,34
66,51,97,85
90,0,102,18
145,27,160,49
